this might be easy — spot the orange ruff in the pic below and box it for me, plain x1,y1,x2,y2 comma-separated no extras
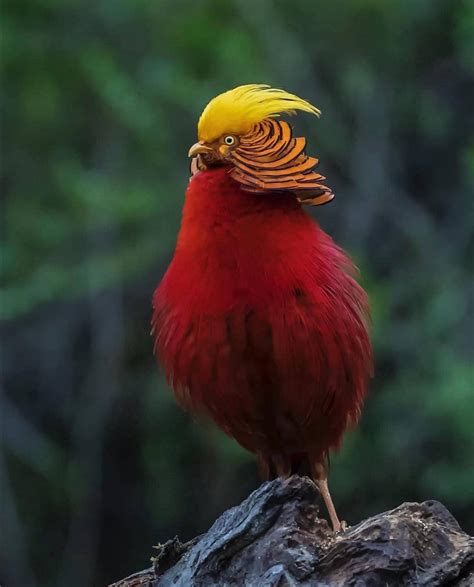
229,119,334,206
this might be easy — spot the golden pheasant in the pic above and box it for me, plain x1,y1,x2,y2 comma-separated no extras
153,85,372,531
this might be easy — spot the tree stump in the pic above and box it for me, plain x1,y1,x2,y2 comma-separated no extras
110,476,474,586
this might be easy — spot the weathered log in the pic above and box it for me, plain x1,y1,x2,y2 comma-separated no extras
110,476,474,586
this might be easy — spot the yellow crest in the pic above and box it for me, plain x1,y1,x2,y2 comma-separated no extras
197,84,321,143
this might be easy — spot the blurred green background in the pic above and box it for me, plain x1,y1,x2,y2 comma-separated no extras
1,0,473,585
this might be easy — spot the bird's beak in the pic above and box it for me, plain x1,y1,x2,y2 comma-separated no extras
188,141,214,158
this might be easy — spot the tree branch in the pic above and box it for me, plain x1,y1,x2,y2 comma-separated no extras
110,476,474,586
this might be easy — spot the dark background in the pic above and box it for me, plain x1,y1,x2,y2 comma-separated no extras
2,1,473,585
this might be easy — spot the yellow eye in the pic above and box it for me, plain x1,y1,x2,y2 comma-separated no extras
224,135,236,146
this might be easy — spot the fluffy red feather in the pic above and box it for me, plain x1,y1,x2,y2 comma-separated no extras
153,166,372,467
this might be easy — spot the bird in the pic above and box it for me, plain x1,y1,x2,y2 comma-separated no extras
152,84,373,532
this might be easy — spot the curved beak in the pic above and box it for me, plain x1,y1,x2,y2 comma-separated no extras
188,141,214,158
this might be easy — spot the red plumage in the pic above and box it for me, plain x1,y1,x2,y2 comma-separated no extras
152,167,372,475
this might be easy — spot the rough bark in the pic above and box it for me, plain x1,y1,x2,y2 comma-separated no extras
110,476,474,587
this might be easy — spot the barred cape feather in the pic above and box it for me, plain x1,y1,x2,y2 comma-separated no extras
228,119,333,206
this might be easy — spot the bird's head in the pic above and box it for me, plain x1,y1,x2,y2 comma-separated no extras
188,84,334,206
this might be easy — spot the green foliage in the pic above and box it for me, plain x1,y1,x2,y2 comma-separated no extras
1,1,472,586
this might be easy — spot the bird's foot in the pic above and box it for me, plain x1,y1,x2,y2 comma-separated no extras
332,519,348,533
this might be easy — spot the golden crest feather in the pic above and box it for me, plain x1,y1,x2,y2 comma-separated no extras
197,84,321,143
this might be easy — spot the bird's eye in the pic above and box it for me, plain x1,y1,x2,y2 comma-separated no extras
224,135,236,146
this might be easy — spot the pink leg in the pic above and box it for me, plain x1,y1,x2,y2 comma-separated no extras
310,459,346,533
257,452,271,481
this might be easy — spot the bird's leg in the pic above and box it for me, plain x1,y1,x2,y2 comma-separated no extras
315,476,345,533
257,452,292,480
310,459,346,533
273,454,291,479
257,452,271,481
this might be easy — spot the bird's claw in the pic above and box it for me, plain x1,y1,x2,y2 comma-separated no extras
333,519,348,533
